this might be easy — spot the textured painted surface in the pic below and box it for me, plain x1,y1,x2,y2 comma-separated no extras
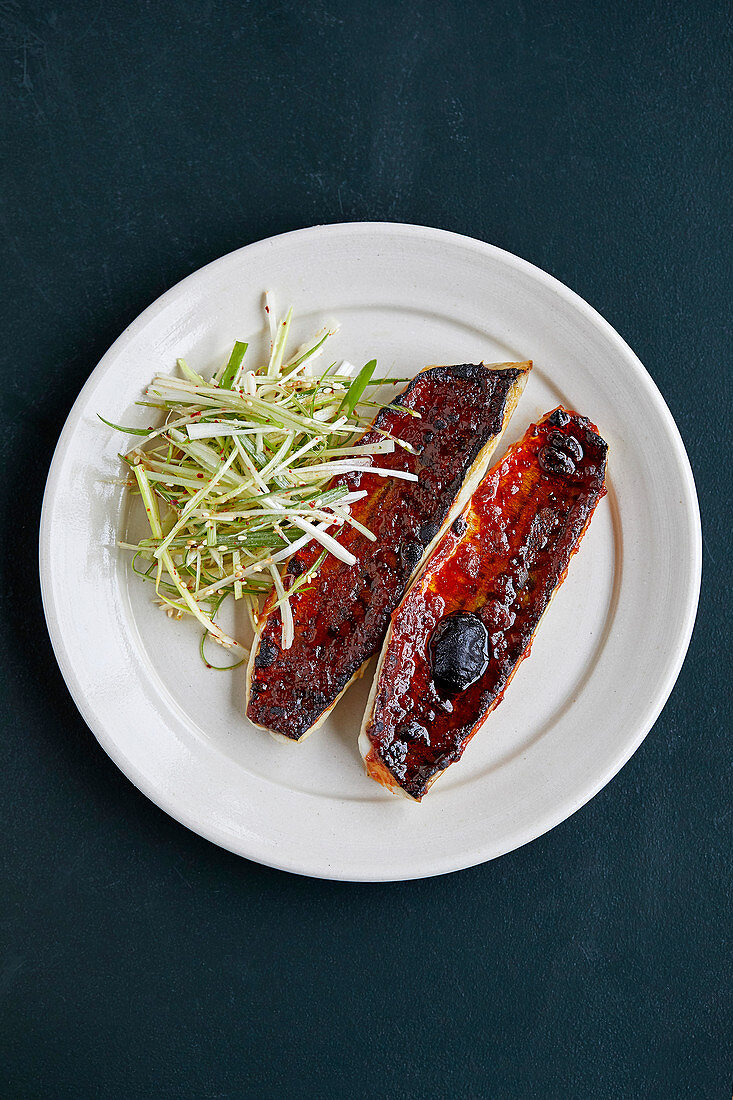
0,1,730,1097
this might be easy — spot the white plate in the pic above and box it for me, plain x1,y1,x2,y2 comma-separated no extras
40,223,701,881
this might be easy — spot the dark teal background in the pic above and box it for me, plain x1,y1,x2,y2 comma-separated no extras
1,2,730,1097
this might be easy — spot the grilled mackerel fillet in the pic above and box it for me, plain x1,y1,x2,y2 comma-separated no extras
360,407,608,798
246,361,531,741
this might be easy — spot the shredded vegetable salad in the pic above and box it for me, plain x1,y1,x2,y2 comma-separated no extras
103,294,417,667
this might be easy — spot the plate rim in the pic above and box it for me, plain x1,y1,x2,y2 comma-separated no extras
39,221,702,881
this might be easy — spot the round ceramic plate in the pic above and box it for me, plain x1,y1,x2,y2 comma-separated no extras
40,223,701,881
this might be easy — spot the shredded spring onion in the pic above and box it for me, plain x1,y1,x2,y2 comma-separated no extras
103,297,415,659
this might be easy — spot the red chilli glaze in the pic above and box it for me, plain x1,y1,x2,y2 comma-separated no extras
247,363,529,739
362,408,608,800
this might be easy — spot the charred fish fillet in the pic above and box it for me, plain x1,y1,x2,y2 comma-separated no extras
359,408,608,799
246,361,531,741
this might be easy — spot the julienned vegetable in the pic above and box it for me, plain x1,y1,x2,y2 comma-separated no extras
104,295,416,666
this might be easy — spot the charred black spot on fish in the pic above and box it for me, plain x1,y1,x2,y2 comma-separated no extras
382,737,408,779
254,636,278,669
434,418,447,431
538,446,575,476
287,557,305,578
547,430,583,463
452,515,468,537
559,433,581,459
429,612,490,693
547,408,570,428
584,428,607,452
563,435,583,462
400,539,424,573
397,720,431,745
418,520,440,545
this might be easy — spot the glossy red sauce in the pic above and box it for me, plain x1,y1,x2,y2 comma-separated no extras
246,364,527,738
363,408,608,799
